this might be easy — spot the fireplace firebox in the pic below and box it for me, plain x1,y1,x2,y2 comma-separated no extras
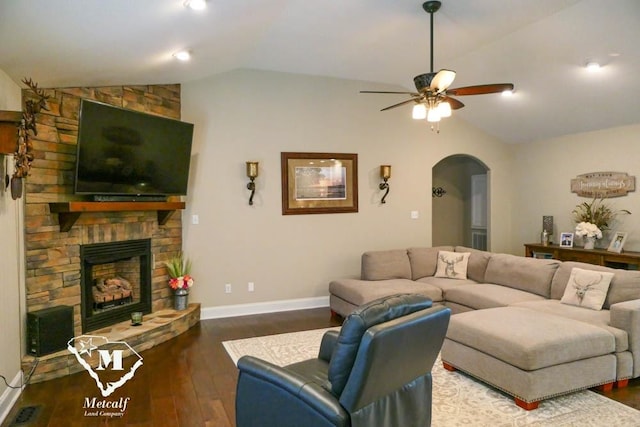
80,239,152,332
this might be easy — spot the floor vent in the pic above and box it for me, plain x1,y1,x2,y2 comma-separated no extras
10,405,40,426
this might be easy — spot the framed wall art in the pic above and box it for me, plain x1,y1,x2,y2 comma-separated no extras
281,152,358,215
607,231,628,253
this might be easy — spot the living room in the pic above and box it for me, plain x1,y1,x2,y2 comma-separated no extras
1,0,640,425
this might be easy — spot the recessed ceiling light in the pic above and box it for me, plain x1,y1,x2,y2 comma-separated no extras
585,61,601,72
173,50,191,61
184,0,206,10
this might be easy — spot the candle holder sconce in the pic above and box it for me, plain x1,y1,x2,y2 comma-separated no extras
246,161,259,205
379,165,391,204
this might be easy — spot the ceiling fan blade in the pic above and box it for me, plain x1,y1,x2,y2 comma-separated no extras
360,90,420,96
442,96,464,110
446,83,514,96
380,97,421,111
430,69,456,93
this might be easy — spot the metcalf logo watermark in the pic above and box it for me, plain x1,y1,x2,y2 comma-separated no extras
68,335,143,418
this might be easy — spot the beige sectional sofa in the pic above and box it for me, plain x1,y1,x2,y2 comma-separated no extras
329,246,640,409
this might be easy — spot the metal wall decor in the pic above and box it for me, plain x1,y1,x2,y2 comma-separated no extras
11,78,50,199
432,187,447,197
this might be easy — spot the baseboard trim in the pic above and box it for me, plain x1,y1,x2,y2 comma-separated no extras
200,296,330,320
0,371,23,425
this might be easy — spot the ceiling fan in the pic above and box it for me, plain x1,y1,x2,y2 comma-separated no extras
361,1,514,128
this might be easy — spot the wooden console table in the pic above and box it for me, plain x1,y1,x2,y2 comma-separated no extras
49,201,185,232
524,243,640,270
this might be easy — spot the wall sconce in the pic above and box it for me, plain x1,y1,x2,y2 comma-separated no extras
379,165,391,204
432,187,447,198
246,161,259,205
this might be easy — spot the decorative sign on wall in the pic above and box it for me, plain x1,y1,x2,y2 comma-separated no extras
570,172,635,198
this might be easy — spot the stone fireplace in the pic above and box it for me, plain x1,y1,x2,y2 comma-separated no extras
18,83,201,384
80,239,152,332
23,83,184,337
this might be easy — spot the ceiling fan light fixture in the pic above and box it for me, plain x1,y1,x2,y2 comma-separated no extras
427,108,441,123
431,70,456,93
360,0,513,133
501,89,514,97
437,101,451,117
412,104,427,120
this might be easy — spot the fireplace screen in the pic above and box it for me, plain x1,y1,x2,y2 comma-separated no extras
91,261,138,310
80,239,152,332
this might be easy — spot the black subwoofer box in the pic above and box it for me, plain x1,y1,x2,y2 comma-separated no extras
27,305,74,356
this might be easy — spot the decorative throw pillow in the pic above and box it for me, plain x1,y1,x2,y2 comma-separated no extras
560,267,614,310
434,251,470,280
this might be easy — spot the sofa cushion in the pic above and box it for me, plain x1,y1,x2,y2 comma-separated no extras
434,251,470,279
329,278,444,307
512,300,628,353
455,246,491,283
560,268,614,310
484,253,560,298
550,261,640,308
328,294,432,396
408,246,454,280
361,249,411,280
446,307,616,371
417,276,477,293
605,268,640,309
445,283,545,310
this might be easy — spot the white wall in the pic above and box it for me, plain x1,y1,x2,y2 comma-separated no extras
513,124,640,252
181,69,515,311
0,70,23,422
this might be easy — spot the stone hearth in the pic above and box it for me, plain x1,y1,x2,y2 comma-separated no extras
22,303,200,384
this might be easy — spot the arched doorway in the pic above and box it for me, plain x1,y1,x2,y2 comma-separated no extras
432,155,489,249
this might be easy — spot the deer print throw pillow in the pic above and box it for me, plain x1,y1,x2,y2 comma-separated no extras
560,267,614,310
434,251,470,280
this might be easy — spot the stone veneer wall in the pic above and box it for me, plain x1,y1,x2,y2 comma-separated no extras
23,84,184,335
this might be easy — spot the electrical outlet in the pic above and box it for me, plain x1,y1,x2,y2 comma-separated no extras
192,214,199,224
225,283,232,293
248,282,254,292
411,210,419,219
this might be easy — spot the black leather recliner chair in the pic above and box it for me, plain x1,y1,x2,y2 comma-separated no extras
235,294,451,427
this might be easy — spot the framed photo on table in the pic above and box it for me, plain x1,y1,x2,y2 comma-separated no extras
559,232,574,248
607,231,628,253
281,152,358,215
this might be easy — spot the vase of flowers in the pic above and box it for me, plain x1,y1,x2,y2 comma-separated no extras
572,198,630,248
575,222,600,249
165,252,194,311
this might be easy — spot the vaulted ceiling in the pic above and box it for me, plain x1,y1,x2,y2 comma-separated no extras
1,0,638,143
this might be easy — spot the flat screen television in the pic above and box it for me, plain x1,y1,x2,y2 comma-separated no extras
74,99,194,199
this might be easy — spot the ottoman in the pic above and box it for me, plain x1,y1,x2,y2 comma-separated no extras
441,306,617,410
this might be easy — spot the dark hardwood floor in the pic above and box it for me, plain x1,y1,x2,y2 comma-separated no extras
2,308,638,426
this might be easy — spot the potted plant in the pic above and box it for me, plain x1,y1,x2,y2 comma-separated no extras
572,198,630,249
164,252,194,310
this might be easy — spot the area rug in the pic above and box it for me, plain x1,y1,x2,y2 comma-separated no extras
223,328,640,427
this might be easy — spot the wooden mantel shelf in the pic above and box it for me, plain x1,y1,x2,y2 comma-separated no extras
49,201,186,231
